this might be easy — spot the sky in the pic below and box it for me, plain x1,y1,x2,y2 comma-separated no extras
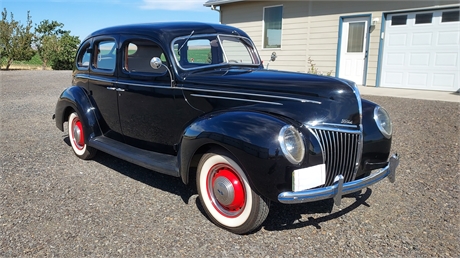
2,0,220,41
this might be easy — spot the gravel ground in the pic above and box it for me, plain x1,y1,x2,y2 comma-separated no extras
1,70,458,257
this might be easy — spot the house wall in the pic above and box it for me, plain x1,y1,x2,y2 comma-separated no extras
220,1,309,72
218,0,459,86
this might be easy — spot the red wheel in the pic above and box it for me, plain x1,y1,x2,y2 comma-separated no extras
208,164,246,217
68,112,97,160
197,150,269,234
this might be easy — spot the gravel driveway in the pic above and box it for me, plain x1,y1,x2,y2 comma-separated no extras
1,70,458,257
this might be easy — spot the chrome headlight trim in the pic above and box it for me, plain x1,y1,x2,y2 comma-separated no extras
374,106,392,139
278,125,305,165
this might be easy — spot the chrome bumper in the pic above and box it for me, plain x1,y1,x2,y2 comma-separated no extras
278,154,399,205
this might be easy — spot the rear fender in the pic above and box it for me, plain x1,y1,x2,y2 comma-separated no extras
54,86,102,142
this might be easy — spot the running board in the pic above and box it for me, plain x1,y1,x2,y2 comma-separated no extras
88,136,180,177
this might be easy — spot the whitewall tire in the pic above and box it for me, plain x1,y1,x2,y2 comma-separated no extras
197,150,269,234
68,112,97,160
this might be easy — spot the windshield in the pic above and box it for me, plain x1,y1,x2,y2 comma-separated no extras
172,34,261,70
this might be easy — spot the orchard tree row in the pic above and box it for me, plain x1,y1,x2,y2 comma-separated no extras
0,8,80,70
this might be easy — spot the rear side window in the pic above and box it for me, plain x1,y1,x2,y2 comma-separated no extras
93,40,116,71
123,39,168,75
76,41,91,69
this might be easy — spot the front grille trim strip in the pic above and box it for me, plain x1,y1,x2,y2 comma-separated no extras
308,126,361,186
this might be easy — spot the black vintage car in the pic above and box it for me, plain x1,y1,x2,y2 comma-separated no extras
54,22,399,234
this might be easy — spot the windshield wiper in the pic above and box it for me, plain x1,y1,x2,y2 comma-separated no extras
178,30,195,53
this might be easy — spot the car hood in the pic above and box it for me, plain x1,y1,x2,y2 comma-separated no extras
181,68,362,127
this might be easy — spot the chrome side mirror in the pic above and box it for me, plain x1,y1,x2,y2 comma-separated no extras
150,57,163,70
266,52,277,69
270,52,277,62
149,57,176,87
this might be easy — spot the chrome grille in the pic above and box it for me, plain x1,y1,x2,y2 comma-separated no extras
311,128,361,186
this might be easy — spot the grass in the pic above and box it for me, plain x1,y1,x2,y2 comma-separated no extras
2,53,45,70
186,48,211,63
175,48,211,64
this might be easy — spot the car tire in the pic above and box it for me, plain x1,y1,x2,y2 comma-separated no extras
196,150,269,234
68,112,97,160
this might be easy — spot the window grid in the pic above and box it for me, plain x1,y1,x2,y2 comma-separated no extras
263,5,283,49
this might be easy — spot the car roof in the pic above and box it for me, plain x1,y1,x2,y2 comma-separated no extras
84,22,250,43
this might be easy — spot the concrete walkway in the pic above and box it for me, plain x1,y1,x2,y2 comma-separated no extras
358,85,460,103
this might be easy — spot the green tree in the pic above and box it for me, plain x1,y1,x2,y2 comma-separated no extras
40,34,59,69
0,8,35,70
34,20,68,69
51,33,80,70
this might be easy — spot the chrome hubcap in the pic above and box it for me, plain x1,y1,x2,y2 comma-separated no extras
208,165,246,216
73,125,82,144
213,176,235,206
71,118,84,149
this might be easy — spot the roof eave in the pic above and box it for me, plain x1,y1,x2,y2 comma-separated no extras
203,0,244,7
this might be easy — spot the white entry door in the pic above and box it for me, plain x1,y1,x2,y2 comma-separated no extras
339,17,369,85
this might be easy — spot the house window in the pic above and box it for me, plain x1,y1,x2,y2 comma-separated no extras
263,5,283,48
442,10,460,22
347,22,365,53
415,13,433,24
391,15,407,26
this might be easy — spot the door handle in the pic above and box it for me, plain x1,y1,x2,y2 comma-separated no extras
107,87,125,92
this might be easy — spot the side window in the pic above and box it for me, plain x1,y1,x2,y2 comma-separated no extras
76,41,91,69
263,5,283,48
173,38,215,68
123,39,167,74
186,39,211,64
94,40,116,71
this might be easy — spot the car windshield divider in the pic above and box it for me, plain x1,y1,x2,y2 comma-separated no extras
177,30,195,54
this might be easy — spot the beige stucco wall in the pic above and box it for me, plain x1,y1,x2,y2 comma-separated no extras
218,0,459,86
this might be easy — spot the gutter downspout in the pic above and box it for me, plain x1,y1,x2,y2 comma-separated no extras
210,5,222,24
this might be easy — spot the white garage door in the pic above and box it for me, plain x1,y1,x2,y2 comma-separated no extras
381,8,459,91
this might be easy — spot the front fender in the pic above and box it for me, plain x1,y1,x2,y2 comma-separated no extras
360,99,392,174
179,111,323,201
54,86,102,142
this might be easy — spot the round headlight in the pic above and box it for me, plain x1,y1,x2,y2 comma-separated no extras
374,106,392,139
278,125,305,165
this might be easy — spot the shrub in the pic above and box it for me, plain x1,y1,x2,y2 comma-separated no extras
307,57,333,76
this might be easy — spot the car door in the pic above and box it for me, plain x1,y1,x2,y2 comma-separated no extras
88,36,123,141
116,37,183,155
73,39,91,90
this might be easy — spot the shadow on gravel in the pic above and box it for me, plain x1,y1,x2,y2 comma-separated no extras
262,188,372,232
63,136,196,204
192,183,373,234
63,135,373,234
